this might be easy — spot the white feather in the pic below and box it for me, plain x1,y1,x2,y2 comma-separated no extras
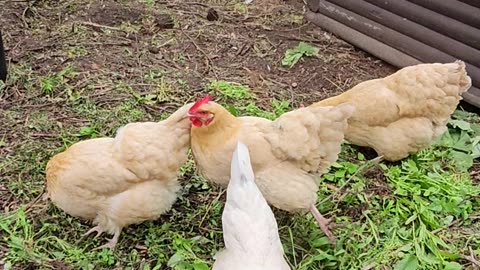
212,141,291,270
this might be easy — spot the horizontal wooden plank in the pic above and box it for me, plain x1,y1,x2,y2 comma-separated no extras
304,11,422,68
327,0,480,67
364,0,480,49
407,0,480,28
458,0,480,8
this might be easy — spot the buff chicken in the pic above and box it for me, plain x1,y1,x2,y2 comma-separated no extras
311,61,472,161
213,141,290,270
45,102,193,250
188,96,355,244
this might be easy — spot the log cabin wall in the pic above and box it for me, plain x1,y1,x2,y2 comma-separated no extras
305,0,480,107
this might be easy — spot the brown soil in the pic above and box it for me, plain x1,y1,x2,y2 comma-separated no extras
364,166,393,196
0,0,397,268
0,0,395,108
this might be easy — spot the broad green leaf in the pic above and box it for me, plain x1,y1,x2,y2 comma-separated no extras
471,123,480,136
346,163,359,174
450,131,472,152
282,42,319,67
452,110,477,120
394,254,419,270
323,174,334,181
225,104,238,117
296,41,320,56
450,150,473,171
398,244,413,252
471,136,480,158
192,263,209,270
310,237,331,248
167,253,184,267
335,169,346,178
439,130,455,147
331,162,343,168
449,119,473,132
444,262,462,270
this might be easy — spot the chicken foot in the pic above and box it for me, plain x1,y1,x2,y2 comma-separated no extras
309,205,336,246
84,225,122,251
83,225,104,238
91,227,122,251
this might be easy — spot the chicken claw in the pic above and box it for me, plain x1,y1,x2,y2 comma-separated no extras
91,238,118,251
83,225,104,238
309,205,336,247
91,228,121,251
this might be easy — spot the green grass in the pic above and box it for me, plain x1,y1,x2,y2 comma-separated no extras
2,76,479,270
1,0,479,269
208,80,291,120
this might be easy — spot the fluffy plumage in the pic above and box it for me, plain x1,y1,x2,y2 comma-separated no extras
311,61,472,161
46,103,193,249
213,141,290,270
190,99,354,243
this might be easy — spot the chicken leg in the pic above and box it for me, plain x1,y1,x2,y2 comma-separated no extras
309,205,336,246
92,227,122,251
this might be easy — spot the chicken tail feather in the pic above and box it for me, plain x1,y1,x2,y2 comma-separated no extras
453,60,472,94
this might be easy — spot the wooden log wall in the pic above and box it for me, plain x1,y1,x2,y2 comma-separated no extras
305,0,480,107
407,0,480,27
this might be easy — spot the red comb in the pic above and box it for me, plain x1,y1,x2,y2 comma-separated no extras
189,95,212,113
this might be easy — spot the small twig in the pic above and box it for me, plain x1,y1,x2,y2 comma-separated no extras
362,263,375,270
325,77,345,92
266,77,289,87
21,0,37,29
22,102,57,109
158,38,175,48
463,246,480,269
80,41,132,47
181,30,218,78
320,155,384,204
431,219,460,234
25,187,46,214
79,21,125,32
470,170,480,176
272,33,325,44
278,22,311,32
30,133,57,139
198,189,225,228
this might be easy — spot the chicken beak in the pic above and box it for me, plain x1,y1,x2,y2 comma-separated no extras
183,112,196,119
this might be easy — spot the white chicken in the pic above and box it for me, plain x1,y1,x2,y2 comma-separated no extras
213,141,291,270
